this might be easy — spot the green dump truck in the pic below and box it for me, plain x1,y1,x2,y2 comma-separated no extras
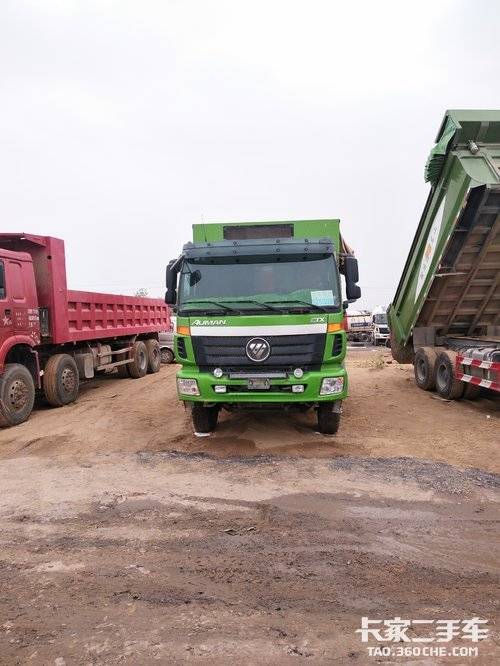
165,220,361,434
389,110,500,399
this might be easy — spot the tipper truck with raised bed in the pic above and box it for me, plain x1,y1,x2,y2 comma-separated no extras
389,110,500,399
165,220,361,435
0,233,171,426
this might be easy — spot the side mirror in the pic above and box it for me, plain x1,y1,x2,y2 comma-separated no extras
165,260,178,305
346,283,361,302
343,255,361,303
343,255,359,284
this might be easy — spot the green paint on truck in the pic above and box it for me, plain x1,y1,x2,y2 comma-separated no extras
166,219,361,435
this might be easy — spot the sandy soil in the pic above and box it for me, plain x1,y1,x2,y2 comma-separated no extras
0,350,498,664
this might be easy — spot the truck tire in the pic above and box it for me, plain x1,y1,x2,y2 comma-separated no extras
191,404,219,434
0,363,36,427
43,354,80,407
128,341,148,379
161,347,174,365
435,350,464,400
390,330,414,364
316,403,341,435
414,347,437,391
145,339,161,374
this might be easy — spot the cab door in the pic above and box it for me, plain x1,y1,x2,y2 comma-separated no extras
0,255,41,352
0,261,13,347
0,258,32,338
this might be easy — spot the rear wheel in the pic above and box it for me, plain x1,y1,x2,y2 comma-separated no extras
191,404,219,434
160,347,174,364
128,341,148,379
145,339,161,374
0,363,35,427
43,354,80,407
414,347,437,391
317,402,341,435
435,350,464,400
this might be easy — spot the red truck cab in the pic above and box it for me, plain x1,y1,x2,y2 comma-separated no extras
0,233,170,427
0,247,40,359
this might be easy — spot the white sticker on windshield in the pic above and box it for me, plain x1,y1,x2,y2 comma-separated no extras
311,290,335,306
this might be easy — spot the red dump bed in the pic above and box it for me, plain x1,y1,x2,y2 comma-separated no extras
0,233,170,345
64,290,169,343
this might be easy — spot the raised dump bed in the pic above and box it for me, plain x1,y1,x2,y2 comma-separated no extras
389,110,500,400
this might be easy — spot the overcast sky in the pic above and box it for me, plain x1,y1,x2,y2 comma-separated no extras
1,0,499,309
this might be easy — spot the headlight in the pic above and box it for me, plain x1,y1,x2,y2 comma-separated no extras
292,384,304,393
177,378,200,396
293,368,304,378
213,367,223,378
320,377,344,395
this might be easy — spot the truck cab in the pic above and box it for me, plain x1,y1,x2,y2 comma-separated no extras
371,306,390,346
166,220,361,435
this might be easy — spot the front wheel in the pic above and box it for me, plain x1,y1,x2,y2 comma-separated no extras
316,402,341,435
191,404,219,434
0,363,35,427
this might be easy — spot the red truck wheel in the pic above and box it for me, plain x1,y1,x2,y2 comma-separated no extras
145,339,161,374
43,354,80,407
128,341,148,379
0,364,35,427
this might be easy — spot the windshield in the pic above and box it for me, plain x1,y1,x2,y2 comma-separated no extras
178,256,341,313
373,313,388,325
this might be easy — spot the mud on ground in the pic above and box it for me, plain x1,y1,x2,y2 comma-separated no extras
0,350,498,664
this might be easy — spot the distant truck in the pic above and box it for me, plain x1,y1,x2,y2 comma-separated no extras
165,220,361,435
0,234,171,426
389,110,500,399
346,310,372,343
371,306,390,346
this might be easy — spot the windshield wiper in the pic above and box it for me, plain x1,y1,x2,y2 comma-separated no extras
181,300,242,314
265,299,329,313
222,300,282,312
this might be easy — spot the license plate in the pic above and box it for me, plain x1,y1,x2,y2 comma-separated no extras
247,378,270,390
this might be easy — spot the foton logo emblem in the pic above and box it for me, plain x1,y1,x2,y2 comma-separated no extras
192,319,227,326
246,337,271,362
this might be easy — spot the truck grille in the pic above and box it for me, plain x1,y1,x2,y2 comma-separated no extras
192,334,326,371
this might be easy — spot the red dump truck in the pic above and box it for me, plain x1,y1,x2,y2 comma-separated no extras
0,233,170,426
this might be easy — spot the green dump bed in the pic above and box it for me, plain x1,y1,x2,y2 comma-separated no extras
389,110,500,355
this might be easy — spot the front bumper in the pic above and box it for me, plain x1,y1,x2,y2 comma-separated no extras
176,366,348,404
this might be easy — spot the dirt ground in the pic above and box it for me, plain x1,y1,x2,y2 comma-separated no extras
0,349,499,664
